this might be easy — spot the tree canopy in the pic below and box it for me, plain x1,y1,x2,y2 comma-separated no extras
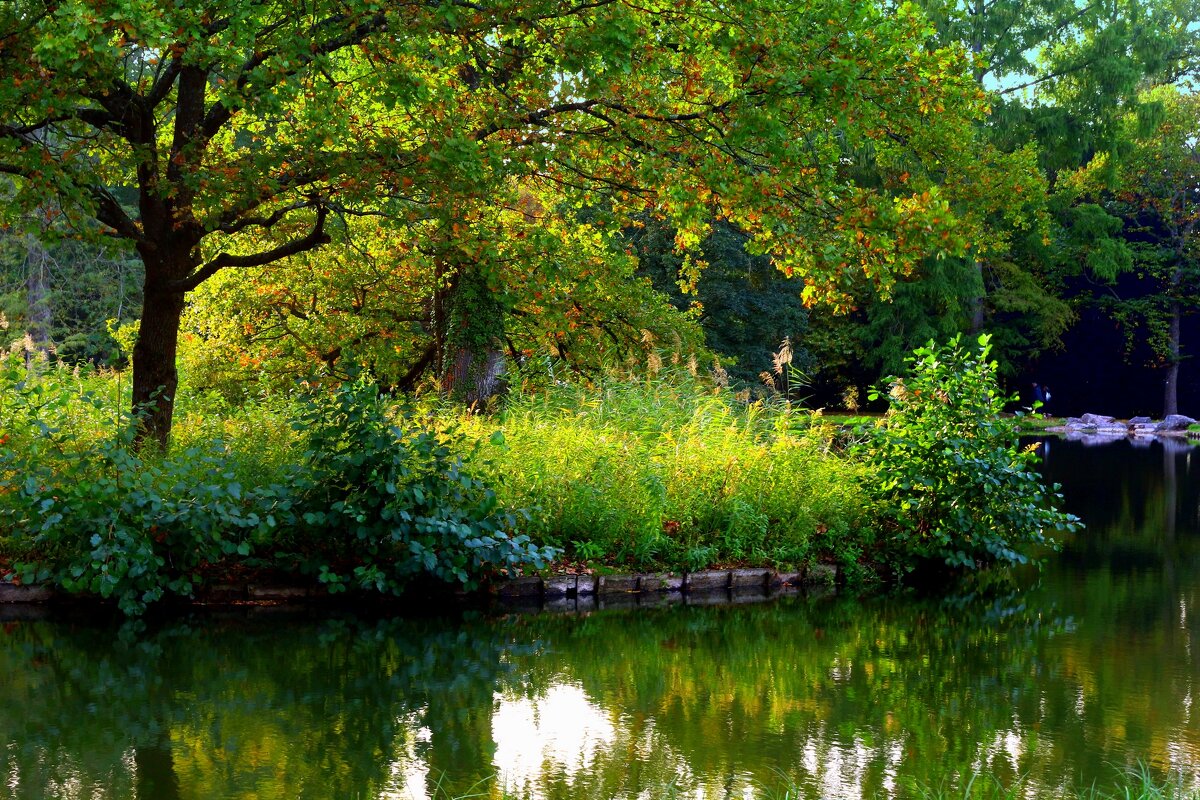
2,0,996,445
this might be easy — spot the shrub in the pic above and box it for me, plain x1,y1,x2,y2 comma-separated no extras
0,376,299,614
285,380,556,593
0,357,553,614
859,334,1080,577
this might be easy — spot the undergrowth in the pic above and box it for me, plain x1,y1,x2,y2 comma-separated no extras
0,352,552,614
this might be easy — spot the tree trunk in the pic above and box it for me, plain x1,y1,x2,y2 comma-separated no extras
443,347,506,406
970,260,987,333
23,235,52,357
431,262,508,406
131,282,186,451
1163,298,1181,418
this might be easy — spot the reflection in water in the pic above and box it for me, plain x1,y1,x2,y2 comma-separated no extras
493,683,616,796
5,438,1200,798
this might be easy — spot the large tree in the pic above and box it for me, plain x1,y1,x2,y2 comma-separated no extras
1096,86,1200,416
857,0,1200,381
1,0,988,447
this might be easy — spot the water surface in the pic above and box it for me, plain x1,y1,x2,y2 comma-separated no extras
4,437,1200,799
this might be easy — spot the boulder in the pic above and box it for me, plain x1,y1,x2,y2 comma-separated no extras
1080,413,1116,426
1158,414,1197,432
1129,416,1153,424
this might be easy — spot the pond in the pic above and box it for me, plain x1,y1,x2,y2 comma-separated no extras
4,437,1200,799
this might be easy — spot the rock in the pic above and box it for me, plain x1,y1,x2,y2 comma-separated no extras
1080,413,1116,426
684,570,730,592
1158,414,1197,432
729,568,770,589
202,584,247,603
0,584,54,603
597,574,638,594
769,571,803,588
543,575,577,598
247,585,310,601
1129,416,1153,424
496,576,542,599
639,573,683,593
1094,424,1130,435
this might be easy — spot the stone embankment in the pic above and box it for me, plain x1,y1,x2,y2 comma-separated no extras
1047,413,1197,440
496,565,838,612
0,565,839,614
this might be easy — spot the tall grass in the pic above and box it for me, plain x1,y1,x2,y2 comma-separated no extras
402,764,1200,800
909,764,1200,800
458,373,876,572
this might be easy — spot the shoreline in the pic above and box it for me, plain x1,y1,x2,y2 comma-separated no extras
0,564,840,615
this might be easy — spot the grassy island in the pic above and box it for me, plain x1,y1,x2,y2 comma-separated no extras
1,335,1077,615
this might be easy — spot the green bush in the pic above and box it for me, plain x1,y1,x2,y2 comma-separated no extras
859,334,1080,577
0,356,298,614
0,356,552,614
285,379,556,594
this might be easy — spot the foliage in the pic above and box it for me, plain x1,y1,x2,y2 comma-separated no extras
0,226,142,365
0,355,550,613
182,200,709,397
285,379,555,593
631,217,812,389
860,334,1079,576
1091,86,1200,416
802,0,1200,401
0,355,297,614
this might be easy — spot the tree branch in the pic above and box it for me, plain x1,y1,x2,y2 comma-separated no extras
395,342,437,392
170,206,330,292
87,185,146,244
200,11,390,143
216,199,315,235
145,57,183,110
